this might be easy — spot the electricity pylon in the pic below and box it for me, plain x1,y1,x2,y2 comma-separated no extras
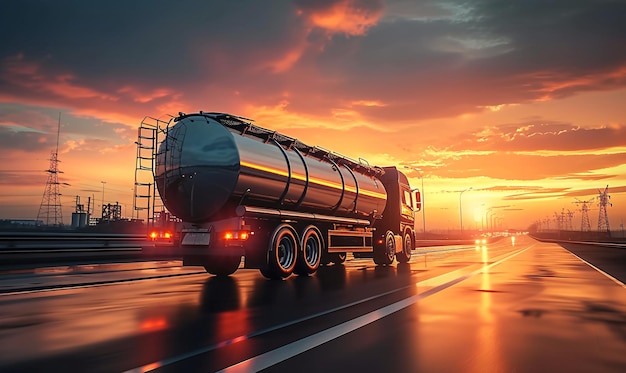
574,198,594,232
597,185,612,233
566,209,575,231
37,114,64,226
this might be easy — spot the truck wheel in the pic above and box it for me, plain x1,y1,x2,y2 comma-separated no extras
263,224,298,279
396,232,412,263
204,256,241,276
294,226,323,275
374,231,395,265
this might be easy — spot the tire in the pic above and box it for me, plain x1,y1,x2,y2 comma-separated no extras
374,231,395,265
294,226,323,275
396,232,412,263
203,255,241,276
261,224,298,279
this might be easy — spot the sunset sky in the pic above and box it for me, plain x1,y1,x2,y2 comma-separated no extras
1,0,625,232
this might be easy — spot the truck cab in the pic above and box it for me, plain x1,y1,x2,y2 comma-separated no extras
372,166,419,264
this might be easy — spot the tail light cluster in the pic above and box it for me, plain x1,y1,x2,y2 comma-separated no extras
149,231,173,240
223,230,251,241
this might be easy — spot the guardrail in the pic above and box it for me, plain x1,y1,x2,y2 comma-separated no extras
0,232,177,268
531,235,626,249
0,232,145,249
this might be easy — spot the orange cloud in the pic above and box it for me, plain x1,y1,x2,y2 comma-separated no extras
2,55,117,101
45,74,117,100
117,86,177,103
267,48,306,73
299,0,384,36
522,63,626,101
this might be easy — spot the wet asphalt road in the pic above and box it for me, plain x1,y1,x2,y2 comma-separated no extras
0,235,624,372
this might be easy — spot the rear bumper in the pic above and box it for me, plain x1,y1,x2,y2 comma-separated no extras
182,246,244,266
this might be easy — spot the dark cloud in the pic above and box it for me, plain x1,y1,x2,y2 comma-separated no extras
1,1,301,83
327,0,626,120
295,0,384,13
0,126,53,151
466,0,626,72
1,0,625,124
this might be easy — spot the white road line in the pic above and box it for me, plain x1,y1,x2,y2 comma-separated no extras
218,247,530,373
567,250,626,289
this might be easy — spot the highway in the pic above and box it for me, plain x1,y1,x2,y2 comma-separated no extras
0,236,625,372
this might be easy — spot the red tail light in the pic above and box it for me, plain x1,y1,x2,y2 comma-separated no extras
224,231,250,241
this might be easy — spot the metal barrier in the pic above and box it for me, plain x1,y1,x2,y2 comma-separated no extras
0,232,176,267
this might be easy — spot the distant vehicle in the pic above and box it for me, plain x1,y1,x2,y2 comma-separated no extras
148,112,420,279
475,238,487,245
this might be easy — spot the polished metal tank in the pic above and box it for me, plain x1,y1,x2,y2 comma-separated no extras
155,113,387,223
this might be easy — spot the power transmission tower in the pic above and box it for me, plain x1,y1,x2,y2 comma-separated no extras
37,114,64,226
597,185,612,233
543,216,551,231
553,211,563,231
574,198,594,232
566,209,575,231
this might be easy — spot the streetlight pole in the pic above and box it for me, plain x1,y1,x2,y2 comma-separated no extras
459,187,472,234
101,181,106,219
487,211,498,231
485,207,493,232
404,166,426,237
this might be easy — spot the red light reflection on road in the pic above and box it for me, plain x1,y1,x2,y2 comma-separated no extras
140,317,168,332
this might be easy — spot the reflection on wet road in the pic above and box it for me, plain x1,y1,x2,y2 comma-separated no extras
0,236,624,372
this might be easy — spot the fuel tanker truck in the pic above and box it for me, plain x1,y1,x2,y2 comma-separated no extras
152,111,420,279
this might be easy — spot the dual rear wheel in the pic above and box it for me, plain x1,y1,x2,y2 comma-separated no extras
295,226,323,275
261,224,323,279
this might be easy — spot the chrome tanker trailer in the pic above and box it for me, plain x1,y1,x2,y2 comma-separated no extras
152,112,420,279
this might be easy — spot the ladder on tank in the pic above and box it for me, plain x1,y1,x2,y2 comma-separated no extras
133,115,173,229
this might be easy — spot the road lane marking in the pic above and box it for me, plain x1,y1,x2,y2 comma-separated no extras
217,246,530,373
567,251,626,289
122,274,428,373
